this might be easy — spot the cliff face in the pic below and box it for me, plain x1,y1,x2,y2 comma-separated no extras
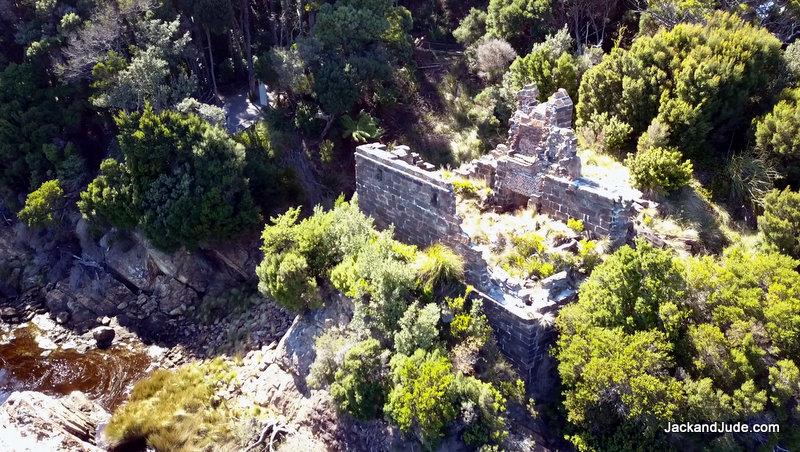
0,209,264,340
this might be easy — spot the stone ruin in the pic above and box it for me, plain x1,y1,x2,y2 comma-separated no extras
354,86,643,400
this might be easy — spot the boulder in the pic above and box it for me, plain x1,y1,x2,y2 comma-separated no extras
92,327,115,349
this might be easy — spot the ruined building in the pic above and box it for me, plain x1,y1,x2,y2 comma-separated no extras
354,86,642,399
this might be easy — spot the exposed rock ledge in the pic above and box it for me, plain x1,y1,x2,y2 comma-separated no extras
0,391,109,452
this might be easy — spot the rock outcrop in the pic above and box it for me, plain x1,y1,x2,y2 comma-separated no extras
0,391,109,452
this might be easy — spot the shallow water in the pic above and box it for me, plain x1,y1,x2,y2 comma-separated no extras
0,326,151,410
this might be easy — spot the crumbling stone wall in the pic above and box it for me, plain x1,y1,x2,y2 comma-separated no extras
353,85,642,400
355,142,561,400
464,85,637,245
354,144,470,250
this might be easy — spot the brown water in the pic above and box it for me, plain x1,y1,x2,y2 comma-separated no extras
0,327,151,410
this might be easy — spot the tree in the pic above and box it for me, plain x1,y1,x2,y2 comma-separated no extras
755,87,800,184
183,0,234,97
0,62,84,202
385,349,458,446
504,28,581,101
18,179,64,228
90,17,196,112
307,0,413,120
557,240,800,449
759,188,800,259
453,8,487,47
467,38,517,83
577,12,785,163
79,106,259,251
330,338,387,420
486,0,552,51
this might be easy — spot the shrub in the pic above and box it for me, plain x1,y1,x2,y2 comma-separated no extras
416,244,465,295
754,87,800,184
626,146,693,194
394,302,441,355
18,179,63,228
576,239,601,273
510,232,545,257
105,359,237,450
759,188,800,258
504,28,581,101
256,207,334,311
447,292,492,346
330,339,388,420
80,106,259,251
467,38,517,83
577,112,633,156
486,0,551,50
566,218,584,233
78,159,138,229
450,176,492,200
385,349,458,446
454,376,510,447
308,328,354,389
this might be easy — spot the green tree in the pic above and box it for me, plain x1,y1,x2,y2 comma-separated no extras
486,0,552,51
453,8,487,46
330,338,387,420
394,302,441,355
308,0,413,117
0,62,84,202
754,87,800,184
17,179,64,228
79,106,258,250
385,349,458,446
504,27,581,101
577,12,785,163
759,188,800,259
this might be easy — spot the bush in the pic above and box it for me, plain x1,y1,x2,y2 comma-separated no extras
105,359,237,450
394,302,441,355
330,339,388,420
556,241,800,449
78,159,138,229
256,207,334,311
754,87,800,184
626,146,693,194
385,349,458,446
577,112,633,156
566,218,584,233
18,179,63,228
454,376,510,447
467,38,517,83
759,188,800,258
504,28,581,101
308,328,354,389
80,106,260,251
486,0,551,51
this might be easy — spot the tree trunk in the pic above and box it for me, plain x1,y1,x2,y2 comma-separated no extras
205,26,219,98
242,0,256,96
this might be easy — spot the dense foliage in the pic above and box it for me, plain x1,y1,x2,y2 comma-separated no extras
577,12,785,163
759,188,800,259
556,241,800,450
18,179,64,228
258,200,524,448
78,106,259,250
